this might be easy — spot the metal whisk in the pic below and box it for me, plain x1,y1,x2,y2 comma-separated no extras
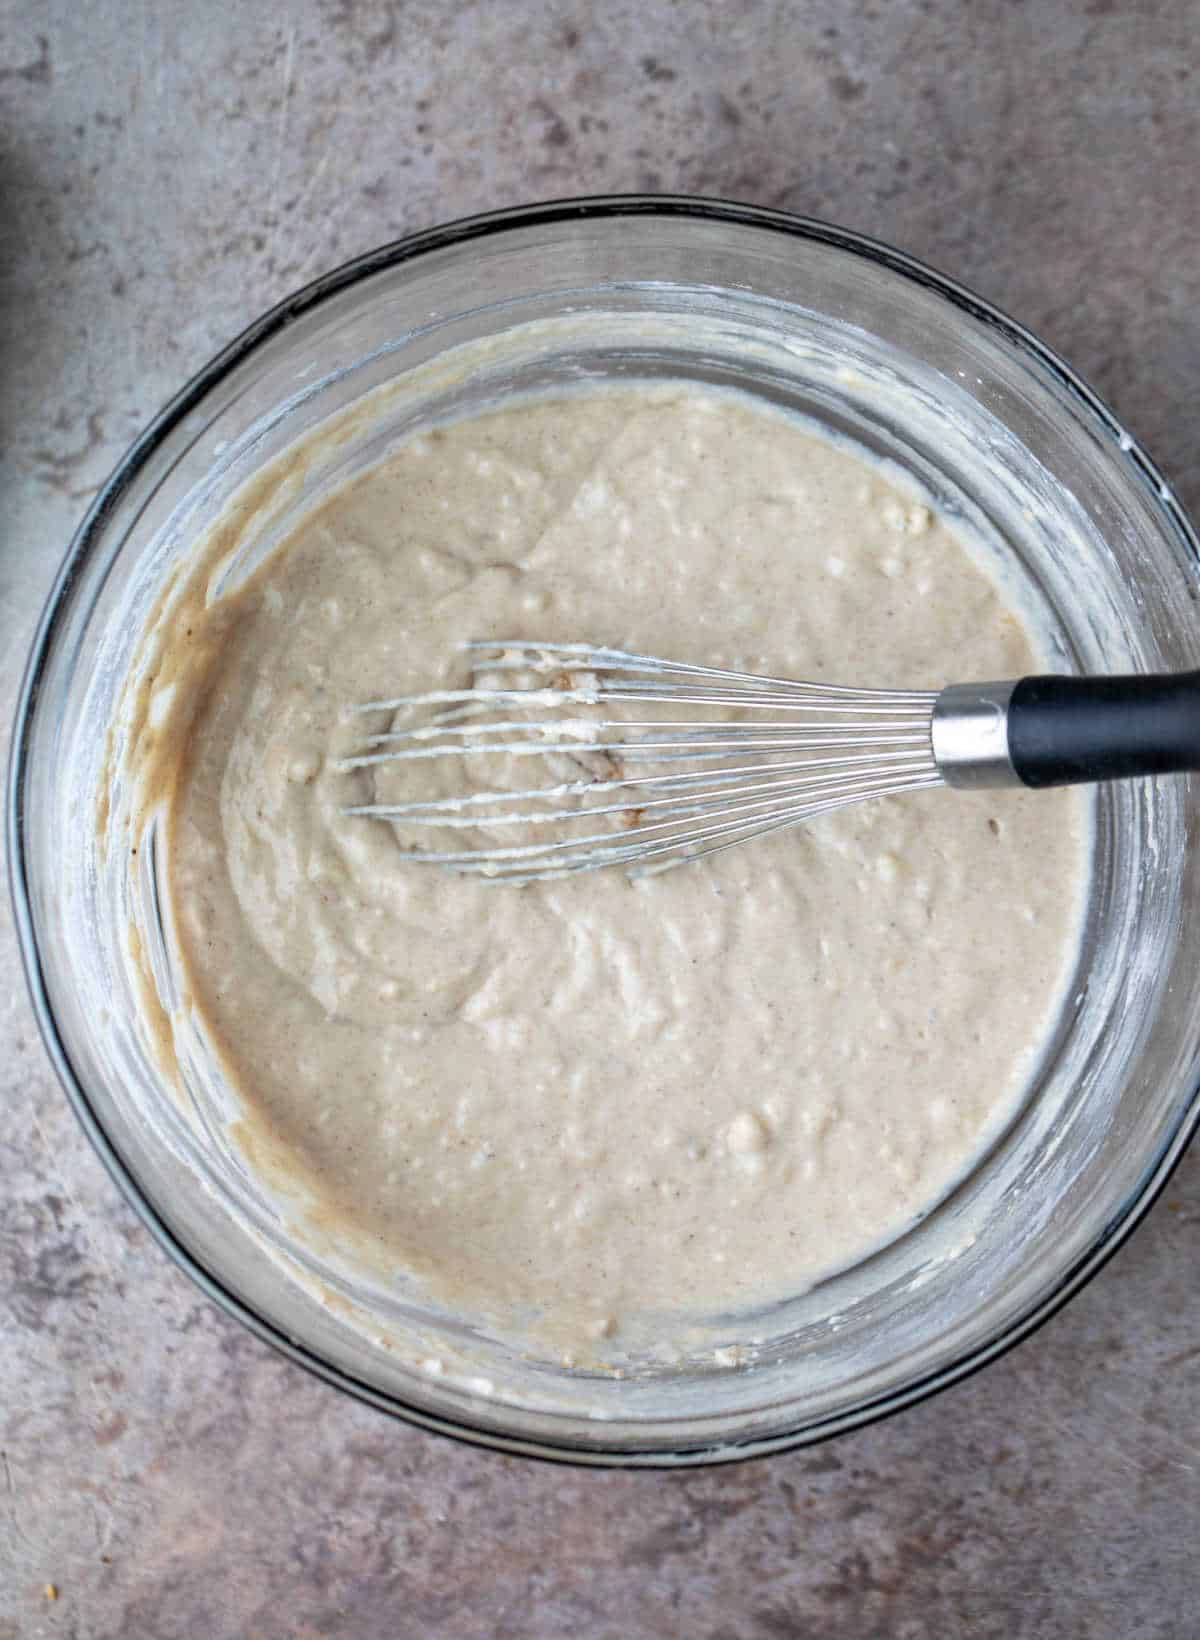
341,642,1200,882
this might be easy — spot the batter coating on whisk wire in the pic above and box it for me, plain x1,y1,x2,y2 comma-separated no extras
146,383,1089,1360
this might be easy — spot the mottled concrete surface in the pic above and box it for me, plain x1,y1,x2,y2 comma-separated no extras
2,1,1198,1634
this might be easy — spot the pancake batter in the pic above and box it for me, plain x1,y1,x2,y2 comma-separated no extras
130,385,1089,1355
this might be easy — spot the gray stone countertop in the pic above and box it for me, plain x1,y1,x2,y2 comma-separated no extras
1,2,1197,1635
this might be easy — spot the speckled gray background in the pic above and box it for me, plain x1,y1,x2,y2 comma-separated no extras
2,2,1198,1635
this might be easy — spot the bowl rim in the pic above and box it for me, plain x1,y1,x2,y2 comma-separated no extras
9,192,1200,1467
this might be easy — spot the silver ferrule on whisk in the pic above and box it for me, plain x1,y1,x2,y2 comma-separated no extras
931,681,1020,789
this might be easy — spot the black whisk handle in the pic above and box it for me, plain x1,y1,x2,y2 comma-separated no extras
1008,670,1200,788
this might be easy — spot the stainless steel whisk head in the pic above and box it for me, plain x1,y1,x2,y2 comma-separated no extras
340,643,946,881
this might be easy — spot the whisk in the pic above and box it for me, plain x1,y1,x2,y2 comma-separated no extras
341,642,1200,882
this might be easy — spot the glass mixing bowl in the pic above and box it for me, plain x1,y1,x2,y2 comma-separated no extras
10,197,1200,1465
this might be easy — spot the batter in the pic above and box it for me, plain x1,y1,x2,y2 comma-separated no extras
130,385,1088,1356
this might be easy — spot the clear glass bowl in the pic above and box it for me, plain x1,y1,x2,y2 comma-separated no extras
10,197,1200,1465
